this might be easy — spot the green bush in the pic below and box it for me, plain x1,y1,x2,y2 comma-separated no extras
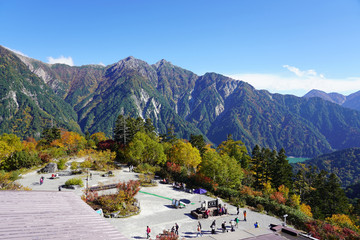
214,187,241,199
65,177,84,187
44,147,66,159
257,204,265,213
0,170,21,181
244,195,310,230
57,159,67,170
134,163,160,174
2,151,41,171
70,161,79,170
233,197,246,208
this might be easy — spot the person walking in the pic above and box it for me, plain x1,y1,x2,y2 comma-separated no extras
40,176,44,185
175,223,179,235
237,205,240,215
196,223,202,237
210,220,216,234
235,217,239,228
254,222,259,228
221,221,227,233
243,210,247,221
146,226,151,239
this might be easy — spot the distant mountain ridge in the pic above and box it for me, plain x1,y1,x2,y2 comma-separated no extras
2,45,360,157
293,147,360,187
303,89,360,112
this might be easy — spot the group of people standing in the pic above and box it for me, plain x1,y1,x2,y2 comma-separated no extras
146,207,256,238
146,223,179,239
218,203,228,215
171,223,179,235
204,207,253,236
237,206,247,221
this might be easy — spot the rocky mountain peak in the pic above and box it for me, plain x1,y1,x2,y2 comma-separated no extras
116,56,145,68
109,56,158,86
154,59,171,69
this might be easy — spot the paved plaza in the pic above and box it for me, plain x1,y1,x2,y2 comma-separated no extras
17,160,289,240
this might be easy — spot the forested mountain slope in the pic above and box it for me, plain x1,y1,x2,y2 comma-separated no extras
0,46,81,138
294,147,360,187
2,45,360,157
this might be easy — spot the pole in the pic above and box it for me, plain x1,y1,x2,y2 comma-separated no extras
86,168,89,202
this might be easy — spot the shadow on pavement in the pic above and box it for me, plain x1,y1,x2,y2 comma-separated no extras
183,231,196,238
184,213,197,219
132,236,146,239
180,199,191,204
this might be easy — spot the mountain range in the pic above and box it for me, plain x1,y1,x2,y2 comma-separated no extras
303,89,360,112
1,45,360,157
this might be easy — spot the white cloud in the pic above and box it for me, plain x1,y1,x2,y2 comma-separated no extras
4,46,28,57
283,65,318,77
227,65,360,96
47,56,74,66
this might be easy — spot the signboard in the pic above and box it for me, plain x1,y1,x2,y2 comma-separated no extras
208,199,218,208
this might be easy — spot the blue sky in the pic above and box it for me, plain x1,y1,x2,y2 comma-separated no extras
1,0,360,96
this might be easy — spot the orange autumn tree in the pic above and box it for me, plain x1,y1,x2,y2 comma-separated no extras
22,137,37,152
51,131,86,154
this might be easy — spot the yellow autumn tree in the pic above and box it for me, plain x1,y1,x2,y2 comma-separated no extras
263,181,274,196
278,185,289,200
168,140,201,172
78,148,116,171
0,134,23,166
300,203,313,218
326,214,359,231
90,132,107,145
289,194,301,208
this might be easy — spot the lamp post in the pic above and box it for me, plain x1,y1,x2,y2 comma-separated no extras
283,214,288,226
86,168,89,202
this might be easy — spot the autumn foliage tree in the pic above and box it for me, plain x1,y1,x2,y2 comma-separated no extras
51,130,86,154
0,134,24,169
167,140,201,172
127,132,166,165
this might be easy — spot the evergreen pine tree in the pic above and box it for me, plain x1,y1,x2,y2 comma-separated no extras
160,124,176,143
114,115,129,145
305,170,349,219
325,173,349,217
271,148,292,189
261,147,272,185
144,118,156,139
251,145,263,190
189,134,207,157
42,127,61,145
